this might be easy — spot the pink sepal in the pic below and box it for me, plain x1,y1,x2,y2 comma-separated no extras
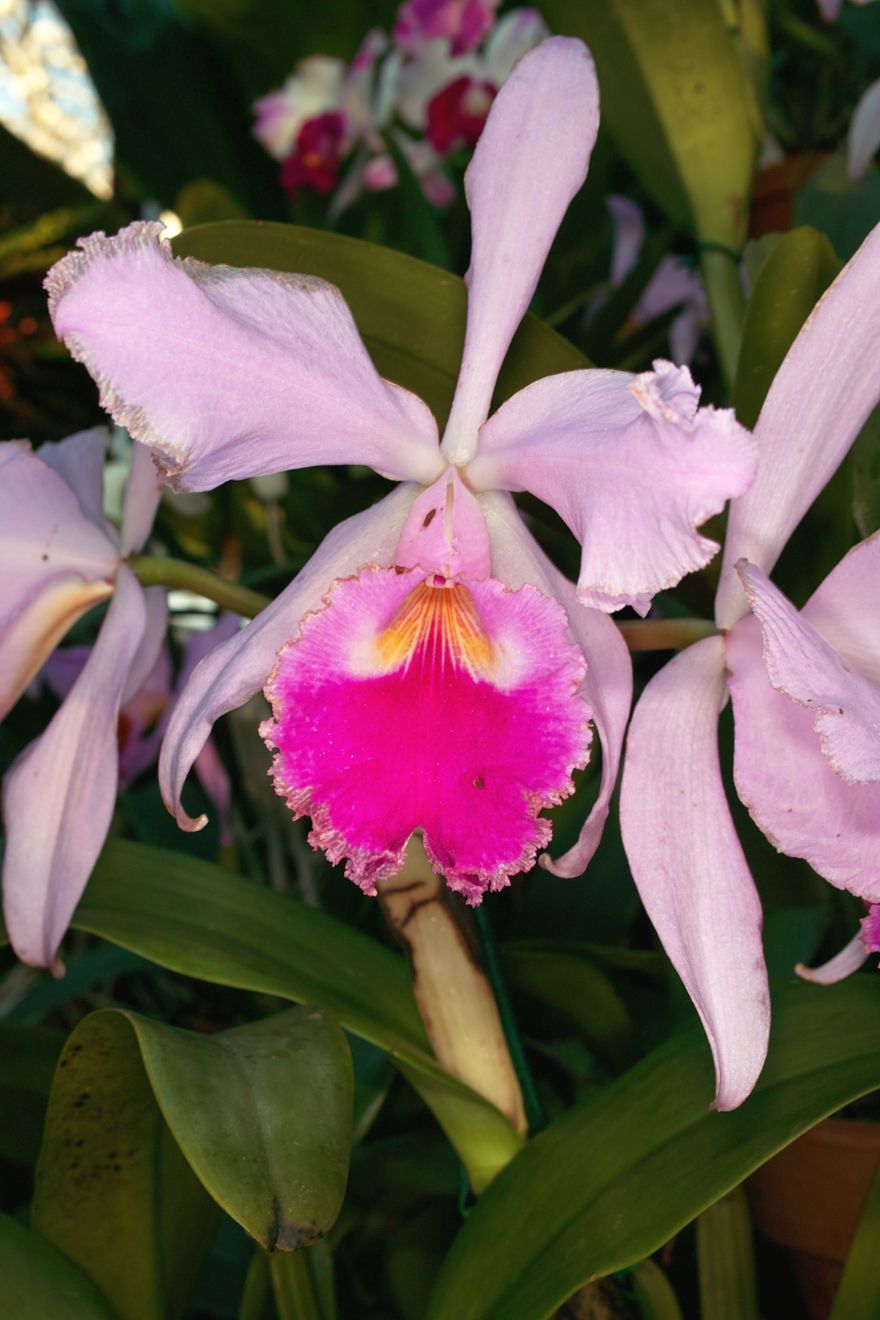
620,635,770,1110
2,565,147,968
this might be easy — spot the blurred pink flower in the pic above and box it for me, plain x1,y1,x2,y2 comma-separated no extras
394,0,500,56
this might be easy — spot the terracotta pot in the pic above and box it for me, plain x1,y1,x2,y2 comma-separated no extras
746,1117,880,1320
749,153,827,238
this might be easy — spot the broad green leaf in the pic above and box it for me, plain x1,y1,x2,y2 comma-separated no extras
829,1152,880,1320
427,976,880,1320
696,1188,759,1320
0,1214,115,1319
542,0,759,248
33,1004,351,1319
72,840,522,1192
733,226,839,430
0,1023,64,1166
173,221,589,429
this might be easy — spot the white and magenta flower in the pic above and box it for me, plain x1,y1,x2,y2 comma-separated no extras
620,221,880,1110
0,431,163,968
45,40,755,905
394,0,500,57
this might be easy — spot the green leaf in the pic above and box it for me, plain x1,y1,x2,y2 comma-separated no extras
33,1004,351,1319
733,226,840,430
172,221,589,430
631,1260,682,1320
72,840,522,1193
0,1214,115,1319
696,1188,759,1320
829,1150,880,1320
427,976,880,1320
542,0,759,248
0,1023,64,1166
502,948,637,1072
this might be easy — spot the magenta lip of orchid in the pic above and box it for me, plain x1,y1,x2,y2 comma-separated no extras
44,38,755,910
620,219,880,1112
0,433,163,969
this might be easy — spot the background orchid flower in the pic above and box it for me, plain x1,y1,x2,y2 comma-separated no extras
620,220,880,1111
848,76,880,180
394,0,501,56
46,38,755,905
604,195,708,366
38,612,236,845
1,431,163,969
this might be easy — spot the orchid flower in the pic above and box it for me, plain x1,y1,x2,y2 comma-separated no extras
396,9,548,152
254,32,401,209
848,77,880,181
46,38,755,905
620,220,880,1110
39,613,236,844
1,430,163,968
605,196,708,367
394,0,501,57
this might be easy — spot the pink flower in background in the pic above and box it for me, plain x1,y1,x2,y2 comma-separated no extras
394,0,500,56
47,40,755,905
620,222,880,1110
848,77,880,180
280,112,347,196
0,432,162,968
425,75,495,152
604,196,708,365
251,6,547,208
250,56,348,161
252,56,345,161
39,615,236,846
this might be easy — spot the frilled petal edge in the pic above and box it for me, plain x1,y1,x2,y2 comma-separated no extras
47,222,444,492
469,361,757,615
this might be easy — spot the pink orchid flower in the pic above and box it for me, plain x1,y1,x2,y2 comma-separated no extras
46,39,755,904
394,0,500,57
1,431,163,968
605,196,708,366
39,614,236,846
620,221,880,1111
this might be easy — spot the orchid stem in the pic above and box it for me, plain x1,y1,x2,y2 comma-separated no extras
700,246,746,393
473,904,547,1135
127,555,270,619
616,617,716,651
